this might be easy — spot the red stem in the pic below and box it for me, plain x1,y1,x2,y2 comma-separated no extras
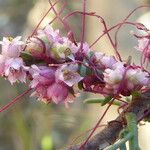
47,2,67,26
89,21,140,48
48,0,72,32
30,0,60,38
80,0,86,50
0,88,31,113
114,5,150,51
78,98,115,150
70,124,107,147
90,5,150,49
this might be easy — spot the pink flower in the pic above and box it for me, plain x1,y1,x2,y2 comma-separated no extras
73,42,90,55
0,55,5,75
103,62,149,96
29,65,71,104
38,25,62,43
94,52,117,69
103,62,125,95
0,36,28,84
4,58,28,84
29,65,55,88
136,37,150,60
30,65,56,103
55,64,83,87
0,36,24,58
126,68,149,90
47,82,68,104
50,37,76,61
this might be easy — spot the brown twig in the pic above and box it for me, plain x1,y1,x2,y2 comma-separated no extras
64,92,150,150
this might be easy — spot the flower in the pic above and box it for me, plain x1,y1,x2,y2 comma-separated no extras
0,36,24,58
47,82,68,104
73,42,90,55
50,37,75,61
38,25,62,43
103,62,149,96
29,65,73,104
0,37,27,84
55,64,83,87
29,65,59,103
126,67,149,90
94,52,117,69
4,58,28,84
0,55,5,75
29,65,55,88
103,62,125,95
136,37,150,60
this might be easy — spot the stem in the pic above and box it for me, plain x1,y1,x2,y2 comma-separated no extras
107,133,132,150
114,5,150,58
126,113,140,150
69,124,107,147
79,99,115,150
80,0,86,50
84,98,122,106
48,0,72,32
30,0,60,37
47,2,66,25
0,88,31,113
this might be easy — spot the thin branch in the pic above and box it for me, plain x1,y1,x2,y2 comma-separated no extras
0,88,31,113
65,92,150,150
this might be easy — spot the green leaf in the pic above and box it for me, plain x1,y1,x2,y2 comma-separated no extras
79,58,93,77
84,98,121,106
88,51,94,58
101,96,113,106
79,63,87,77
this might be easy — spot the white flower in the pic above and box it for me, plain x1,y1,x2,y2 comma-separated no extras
55,64,83,87
0,36,24,58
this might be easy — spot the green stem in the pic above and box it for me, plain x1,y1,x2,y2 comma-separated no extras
126,113,140,150
107,133,132,150
119,144,127,150
84,98,121,106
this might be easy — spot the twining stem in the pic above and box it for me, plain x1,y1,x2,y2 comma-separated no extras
0,88,31,113
78,99,115,150
126,113,140,150
107,133,132,150
80,0,86,50
30,0,60,37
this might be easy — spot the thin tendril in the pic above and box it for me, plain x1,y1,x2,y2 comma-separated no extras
80,0,86,50
78,98,115,150
69,124,107,146
30,0,60,38
114,5,150,51
0,88,31,113
47,2,67,26
48,0,72,32
90,5,150,49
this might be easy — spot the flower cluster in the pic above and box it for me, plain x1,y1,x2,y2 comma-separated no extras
0,37,27,84
0,24,149,105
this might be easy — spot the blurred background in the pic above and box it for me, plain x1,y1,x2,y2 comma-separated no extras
0,0,150,150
